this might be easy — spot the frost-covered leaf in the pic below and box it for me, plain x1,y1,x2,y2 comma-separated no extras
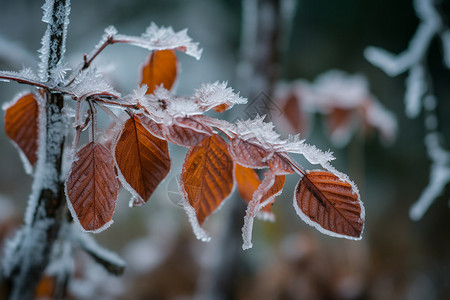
65,142,119,232
63,68,120,99
3,92,40,171
180,134,234,238
114,22,202,60
141,50,178,95
235,164,285,220
294,170,364,240
241,171,285,249
164,117,212,147
193,81,247,112
114,115,170,206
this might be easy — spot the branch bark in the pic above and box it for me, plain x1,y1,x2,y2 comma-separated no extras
2,1,69,299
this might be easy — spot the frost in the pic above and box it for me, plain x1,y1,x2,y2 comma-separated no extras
364,0,447,117
410,133,450,220
282,135,335,165
114,22,203,60
179,198,211,242
312,70,370,109
275,70,397,147
71,228,126,269
193,81,247,111
0,68,39,82
292,178,363,241
440,29,450,68
63,68,120,99
366,0,450,218
38,0,71,82
233,115,282,147
405,64,426,118
242,172,278,250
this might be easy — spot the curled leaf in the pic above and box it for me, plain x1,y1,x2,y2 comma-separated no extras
65,142,119,232
180,134,234,240
241,171,285,249
234,164,285,219
114,115,171,206
141,50,178,94
3,93,40,171
294,170,364,240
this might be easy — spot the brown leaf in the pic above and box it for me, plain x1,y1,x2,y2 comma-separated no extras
234,164,285,216
65,142,119,232
141,50,178,94
281,91,308,134
294,170,364,239
114,115,171,205
181,134,234,225
230,138,294,174
137,113,165,139
165,117,212,147
4,93,39,168
229,138,271,168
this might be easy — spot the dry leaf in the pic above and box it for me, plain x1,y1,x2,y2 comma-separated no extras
114,115,171,205
141,50,178,94
294,170,364,239
4,93,39,167
65,142,119,232
181,134,234,225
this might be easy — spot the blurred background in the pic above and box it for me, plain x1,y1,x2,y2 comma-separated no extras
0,0,449,299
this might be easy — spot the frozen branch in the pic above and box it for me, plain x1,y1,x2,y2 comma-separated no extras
72,230,125,276
365,0,448,119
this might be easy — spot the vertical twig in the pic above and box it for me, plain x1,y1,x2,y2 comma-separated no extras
2,1,70,299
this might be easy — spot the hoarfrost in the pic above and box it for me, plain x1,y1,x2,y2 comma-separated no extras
71,228,126,269
193,81,247,111
364,0,447,118
63,68,120,99
242,172,279,250
410,133,450,220
405,64,426,118
179,198,211,242
38,0,71,83
112,22,203,60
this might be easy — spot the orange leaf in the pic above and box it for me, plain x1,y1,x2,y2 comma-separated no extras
3,93,39,169
65,142,119,232
212,103,230,113
181,134,234,227
294,170,364,239
141,50,178,94
114,115,171,205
